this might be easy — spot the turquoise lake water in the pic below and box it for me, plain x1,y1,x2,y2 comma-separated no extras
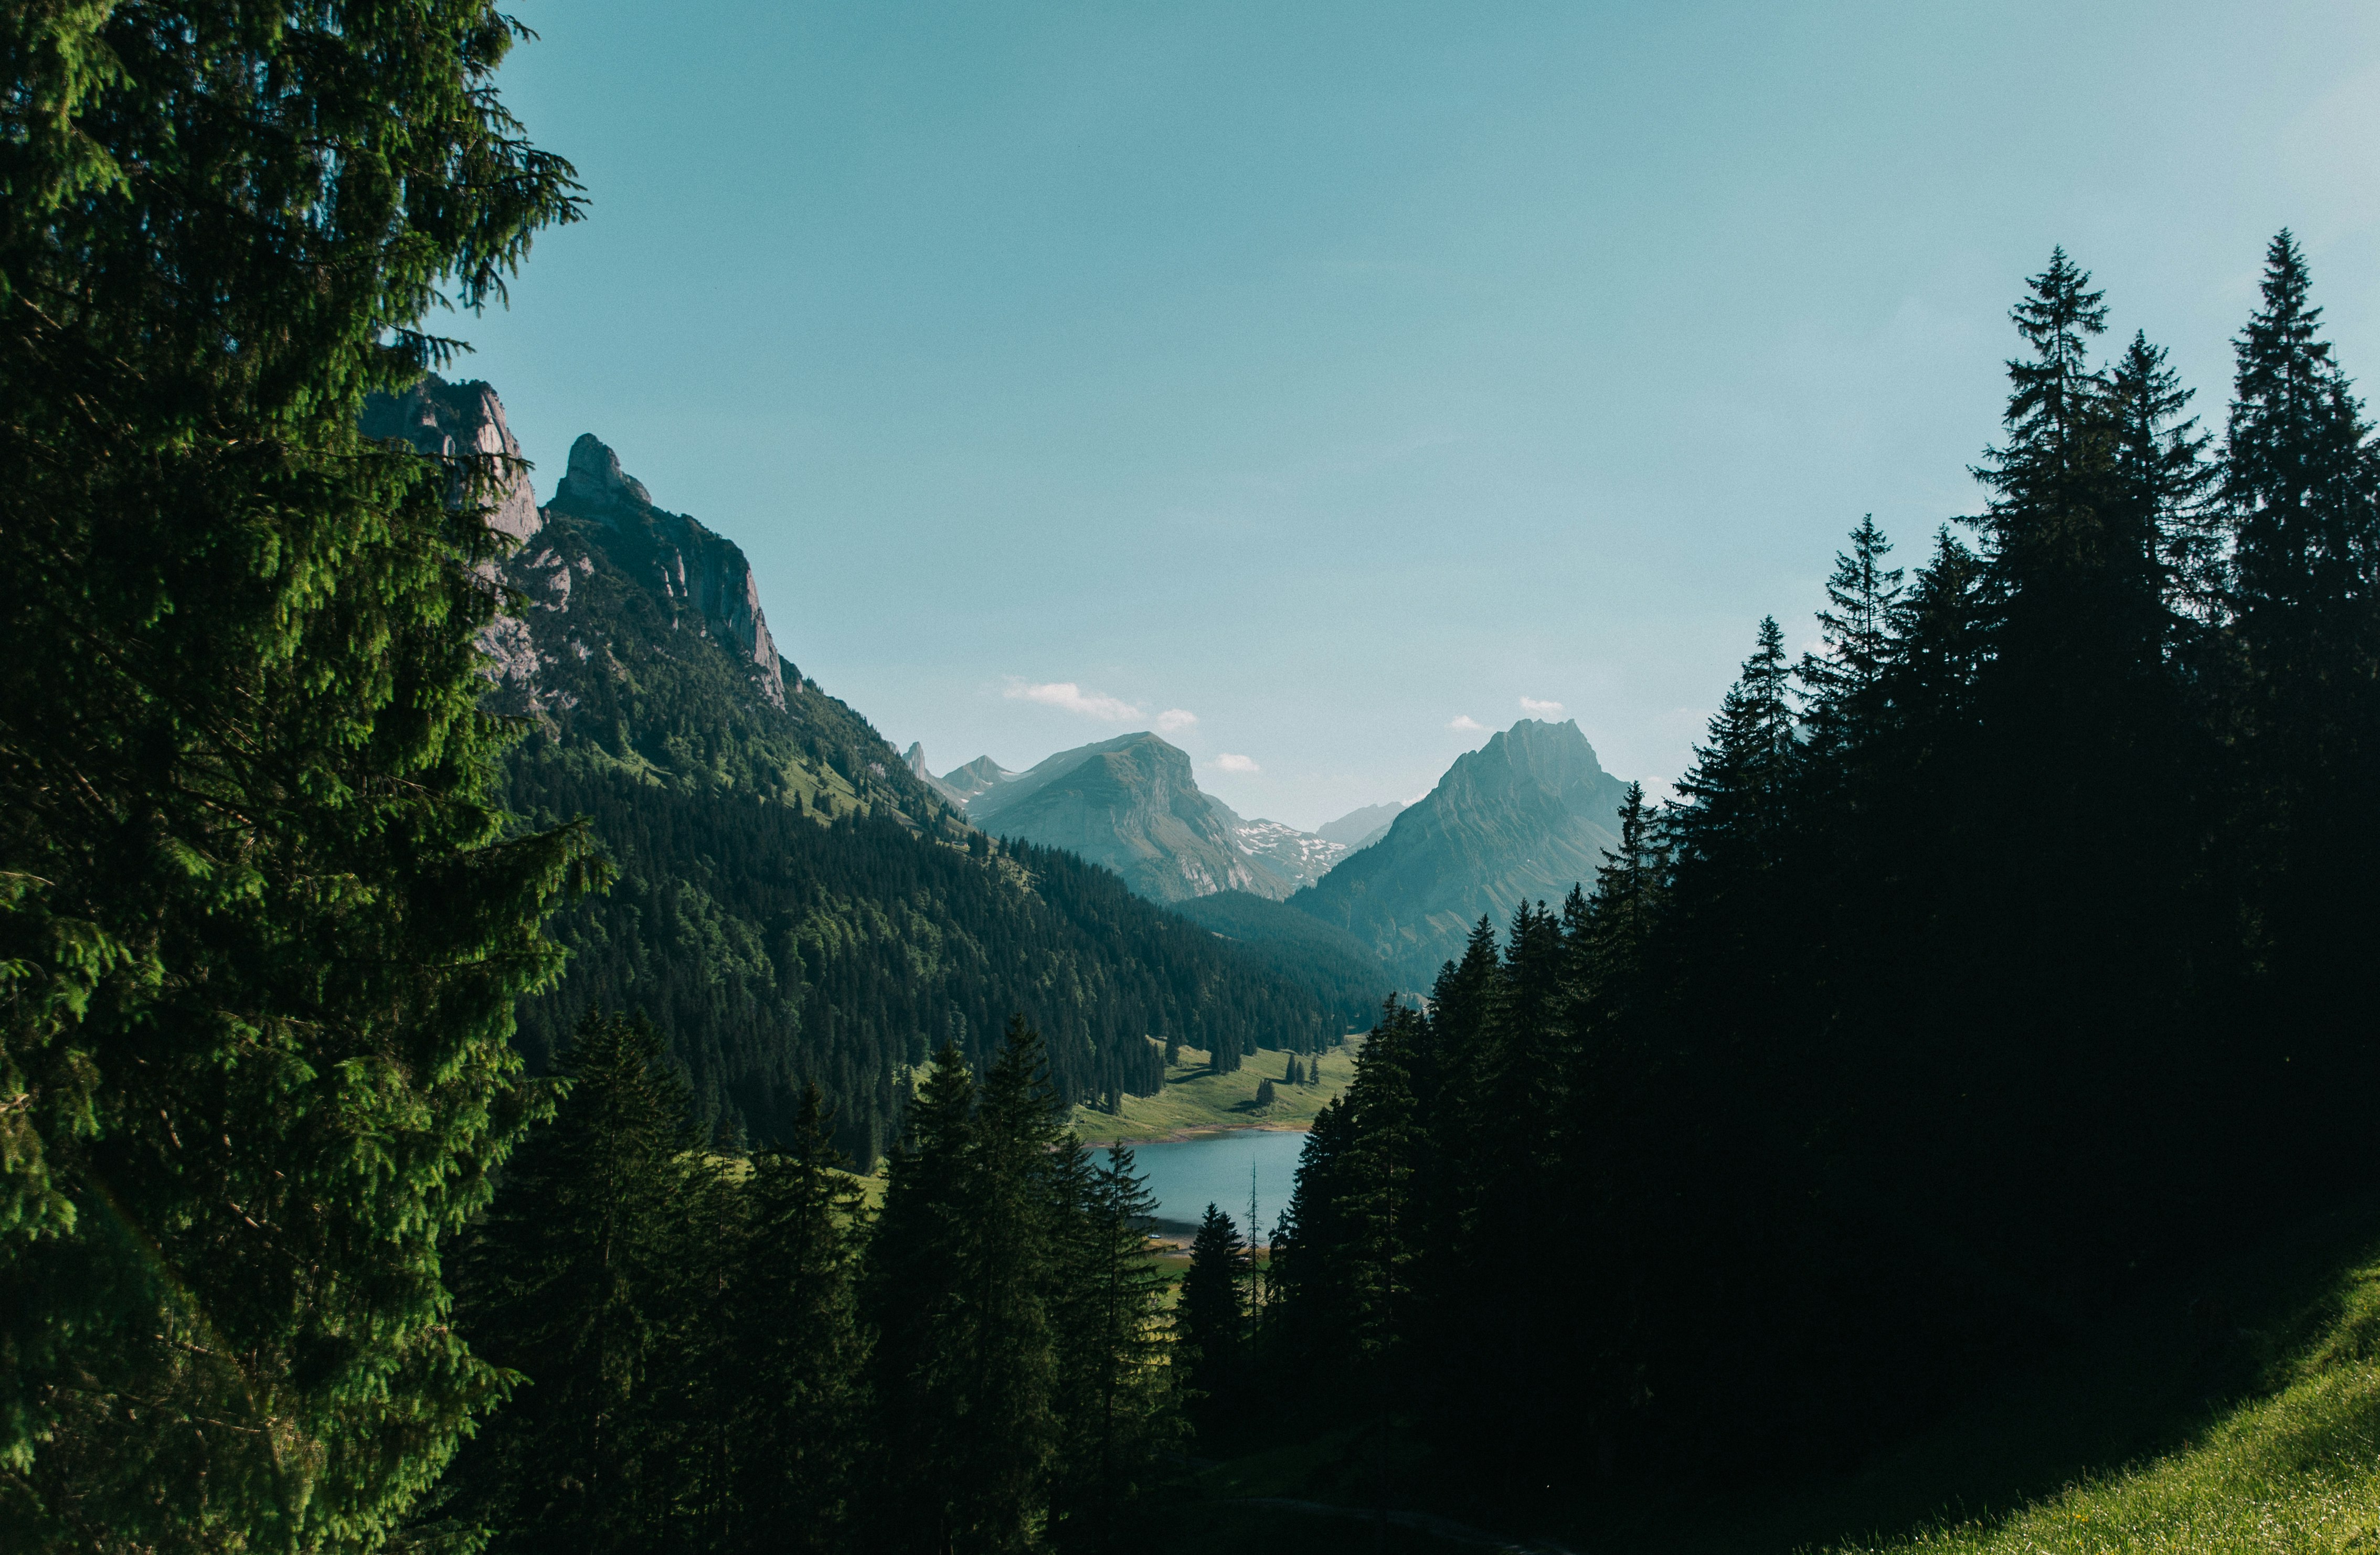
1119,1128,1308,1242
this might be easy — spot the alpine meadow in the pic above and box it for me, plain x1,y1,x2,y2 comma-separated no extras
7,5,2380,1555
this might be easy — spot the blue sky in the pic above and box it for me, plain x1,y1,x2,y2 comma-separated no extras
456,1,2380,829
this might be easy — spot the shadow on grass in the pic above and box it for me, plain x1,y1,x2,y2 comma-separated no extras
1576,1196,2380,1554
1148,1198,2380,1555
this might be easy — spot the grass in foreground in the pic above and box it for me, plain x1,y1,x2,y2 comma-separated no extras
1153,1202,2380,1555
1071,1040,1359,1144
1833,1264,2380,1554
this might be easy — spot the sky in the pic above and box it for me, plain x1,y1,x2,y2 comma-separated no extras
453,0,2380,831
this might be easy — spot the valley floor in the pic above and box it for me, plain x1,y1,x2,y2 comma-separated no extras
1069,1039,1360,1145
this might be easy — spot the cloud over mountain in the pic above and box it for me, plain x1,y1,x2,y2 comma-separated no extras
1006,679,1139,720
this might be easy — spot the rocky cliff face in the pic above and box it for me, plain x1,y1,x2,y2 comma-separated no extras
1294,719,1632,987
360,375,543,544
902,743,970,807
546,433,787,710
364,378,793,717
965,732,1292,903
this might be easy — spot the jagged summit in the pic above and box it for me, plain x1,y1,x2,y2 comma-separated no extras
544,431,784,709
556,432,653,512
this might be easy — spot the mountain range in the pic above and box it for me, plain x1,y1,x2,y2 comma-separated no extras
368,375,1640,1146
364,377,1372,1156
948,733,1359,901
936,716,1634,993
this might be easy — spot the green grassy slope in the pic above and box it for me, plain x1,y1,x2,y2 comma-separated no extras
1069,1040,1359,1145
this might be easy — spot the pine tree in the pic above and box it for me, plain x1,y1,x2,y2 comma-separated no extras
0,7,591,1547
1584,783,1665,1005
2217,230,2380,1037
446,1009,706,1555
1798,517,1906,752
1975,248,2112,591
861,1043,979,1551
2108,331,2219,634
1669,616,1798,870
1178,1204,1249,1433
1049,1145,1172,1552
2224,231,2376,637
727,1086,866,1554
960,1020,1070,1548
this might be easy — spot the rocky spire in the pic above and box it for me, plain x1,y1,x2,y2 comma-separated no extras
544,432,787,711
555,432,653,511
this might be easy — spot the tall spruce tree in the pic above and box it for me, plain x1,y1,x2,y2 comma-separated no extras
727,1087,866,1554
445,1009,708,1555
1049,1145,1171,1554
862,1042,980,1551
1178,1205,1249,1433
1799,517,1906,754
0,6,592,1548
2217,231,2380,1066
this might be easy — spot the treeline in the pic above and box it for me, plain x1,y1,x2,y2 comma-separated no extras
1255,238,2380,1515
426,1009,1173,1554
507,759,1358,1162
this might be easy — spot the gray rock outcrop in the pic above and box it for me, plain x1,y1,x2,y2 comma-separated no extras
360,375,543,544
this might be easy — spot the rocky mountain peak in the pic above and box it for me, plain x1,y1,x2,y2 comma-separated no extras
557,433,653,512
360,374,542,544
1294,715,1632,984
544,432,785,710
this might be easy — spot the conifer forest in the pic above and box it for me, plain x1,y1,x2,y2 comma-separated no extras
7,5,2380,1554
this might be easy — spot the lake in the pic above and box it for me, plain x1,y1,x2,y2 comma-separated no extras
1116,1128,1309,1243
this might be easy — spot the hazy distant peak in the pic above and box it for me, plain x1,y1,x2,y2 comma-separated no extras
1294,714,1630,985
940,754,1017,804
1316,801,1406,849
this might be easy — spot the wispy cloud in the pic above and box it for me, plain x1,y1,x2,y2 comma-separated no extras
1005,679,1140,721
1156,708,1197,733
1520,697,1564,717
1448,715,1484,731
1212,753,1260,774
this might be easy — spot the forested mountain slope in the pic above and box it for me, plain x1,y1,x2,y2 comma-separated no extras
1292,718,1632,987
365,378,1354,1156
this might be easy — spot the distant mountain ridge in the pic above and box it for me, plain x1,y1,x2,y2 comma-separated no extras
1294,719,1632,987
939,754,1016,803
964,732,1291,903
1316,801,1405,852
